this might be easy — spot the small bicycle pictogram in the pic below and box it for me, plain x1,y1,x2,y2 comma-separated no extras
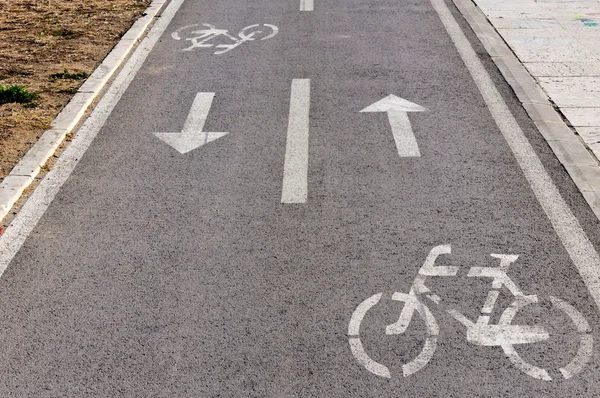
171,23,279,54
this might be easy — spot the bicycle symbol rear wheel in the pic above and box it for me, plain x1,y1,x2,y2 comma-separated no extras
348,292,439,378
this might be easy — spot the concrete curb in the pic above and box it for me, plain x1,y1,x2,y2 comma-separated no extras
0,0,169,223
453,0,600,221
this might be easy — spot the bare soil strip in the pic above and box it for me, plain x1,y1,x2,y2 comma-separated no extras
0,0,152,179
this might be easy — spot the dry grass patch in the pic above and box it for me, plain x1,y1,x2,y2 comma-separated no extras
0,0,152,179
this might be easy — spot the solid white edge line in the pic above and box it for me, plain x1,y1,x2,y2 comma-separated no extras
281,79,311,204
0,0,167,224
430,0,600,309
0,0,186,276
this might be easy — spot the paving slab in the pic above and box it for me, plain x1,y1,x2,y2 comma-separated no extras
562,107,600,126
498,29,597,63
579,126,600,144
538,77,600,108
523,62,600,77
472,0,600,181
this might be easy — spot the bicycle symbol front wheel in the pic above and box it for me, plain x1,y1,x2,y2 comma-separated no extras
348,292,439,378
499,295,593,381
238,24,279,41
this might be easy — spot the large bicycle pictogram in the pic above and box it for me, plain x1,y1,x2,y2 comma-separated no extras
348,245,593,381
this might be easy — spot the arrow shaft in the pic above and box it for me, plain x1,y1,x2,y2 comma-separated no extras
182,92,215,135
387,110,421,157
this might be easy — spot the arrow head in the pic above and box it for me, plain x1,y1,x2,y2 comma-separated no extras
360,95,427,113
154,132,228,154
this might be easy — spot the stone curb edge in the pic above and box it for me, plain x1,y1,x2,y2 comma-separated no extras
452,0,600,221
0,0,170,223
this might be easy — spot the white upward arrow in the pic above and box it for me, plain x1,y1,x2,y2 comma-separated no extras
360,94,427,157
154,92,228,154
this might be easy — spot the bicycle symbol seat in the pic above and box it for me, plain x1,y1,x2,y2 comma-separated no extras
348,245,593,381
171,23,279,54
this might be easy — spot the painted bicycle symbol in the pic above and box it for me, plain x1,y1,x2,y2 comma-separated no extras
349,245,593,381
171,23,279,54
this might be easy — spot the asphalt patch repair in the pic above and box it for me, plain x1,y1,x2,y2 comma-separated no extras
0,0,152,180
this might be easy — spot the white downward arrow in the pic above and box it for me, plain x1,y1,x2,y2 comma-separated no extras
360,94,427,157
154,92,228,154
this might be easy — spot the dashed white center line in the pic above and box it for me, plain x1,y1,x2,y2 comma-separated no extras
300,0,314,11
281,79,311,204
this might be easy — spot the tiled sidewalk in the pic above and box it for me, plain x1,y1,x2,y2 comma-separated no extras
472,0,600,158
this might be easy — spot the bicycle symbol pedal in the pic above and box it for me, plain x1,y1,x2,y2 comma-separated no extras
171,23,279,55
348,245,593,381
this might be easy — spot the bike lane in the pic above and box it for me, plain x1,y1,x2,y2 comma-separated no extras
0,0,599,396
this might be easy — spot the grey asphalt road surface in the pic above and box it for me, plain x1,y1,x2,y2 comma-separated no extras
2,0,600,396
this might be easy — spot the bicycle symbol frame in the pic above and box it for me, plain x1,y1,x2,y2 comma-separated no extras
171,23,279,54
348,245,593,381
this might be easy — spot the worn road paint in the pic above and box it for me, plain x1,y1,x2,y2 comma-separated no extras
281,79,310,204
300,0,314,11
361,95,427,157
350,246,592,379
348,293,392,378
348,292,439,379
0,0,187,275
154,92,228,154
